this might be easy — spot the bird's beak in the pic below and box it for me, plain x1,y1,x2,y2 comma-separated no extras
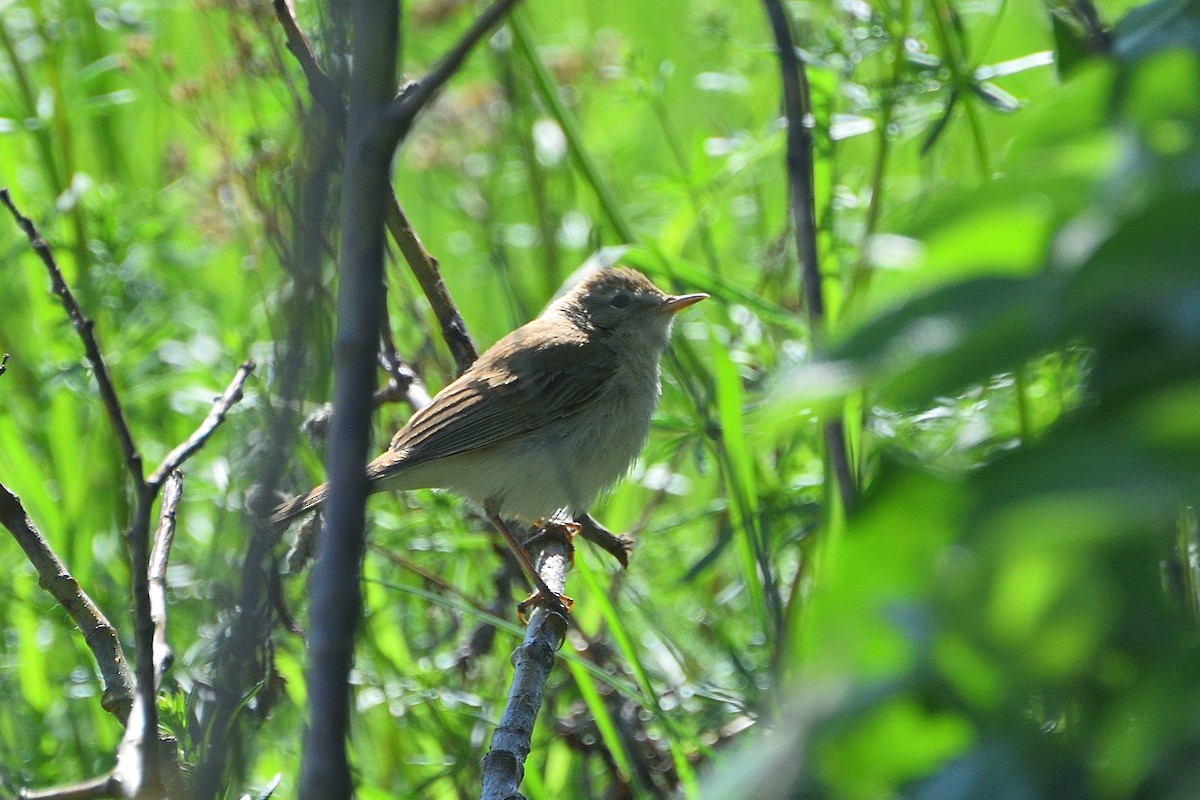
661,293,708,313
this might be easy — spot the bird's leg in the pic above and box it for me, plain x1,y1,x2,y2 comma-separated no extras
578,513,634,569
487,513,572,622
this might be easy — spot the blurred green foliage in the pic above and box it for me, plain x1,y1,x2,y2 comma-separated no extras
1,0,1198,797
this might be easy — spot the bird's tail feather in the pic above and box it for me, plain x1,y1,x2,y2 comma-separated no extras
270,483,329,529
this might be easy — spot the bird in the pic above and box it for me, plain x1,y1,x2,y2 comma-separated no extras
272,266,706,611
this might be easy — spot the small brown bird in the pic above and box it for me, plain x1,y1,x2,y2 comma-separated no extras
272,267,706,606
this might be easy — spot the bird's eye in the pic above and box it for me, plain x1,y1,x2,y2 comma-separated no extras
609,292,632,309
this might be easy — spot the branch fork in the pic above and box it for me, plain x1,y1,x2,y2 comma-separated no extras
3,189,255,799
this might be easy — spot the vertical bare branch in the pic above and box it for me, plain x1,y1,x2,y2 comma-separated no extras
759,2,857,511
297,1,398,795
124,488,160,791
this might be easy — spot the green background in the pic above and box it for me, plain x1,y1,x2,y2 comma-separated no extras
2,0,1200,796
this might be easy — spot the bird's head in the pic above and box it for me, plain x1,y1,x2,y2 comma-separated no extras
555,267,707,353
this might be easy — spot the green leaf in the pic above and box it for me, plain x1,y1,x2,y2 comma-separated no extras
834,276,1065,410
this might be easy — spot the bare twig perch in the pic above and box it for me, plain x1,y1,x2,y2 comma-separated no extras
480,538,572,800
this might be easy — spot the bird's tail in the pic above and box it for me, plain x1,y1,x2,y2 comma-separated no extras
270,483,329,529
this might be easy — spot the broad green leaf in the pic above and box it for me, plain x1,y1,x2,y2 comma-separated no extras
834,275,1065,410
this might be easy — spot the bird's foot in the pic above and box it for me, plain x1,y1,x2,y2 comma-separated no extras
517,590,574,624
487,512,573,626
516,520,576,622
523,518,580,565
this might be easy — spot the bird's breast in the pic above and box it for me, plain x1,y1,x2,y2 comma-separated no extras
380,363,663,522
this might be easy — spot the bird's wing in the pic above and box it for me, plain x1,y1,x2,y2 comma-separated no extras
371,332,617,477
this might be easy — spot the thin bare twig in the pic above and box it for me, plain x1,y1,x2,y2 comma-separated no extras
131,356,253,789
759,2,857,512
4,190,254,795
384,193,480,372
149,471,183,685
125,484,160,791
1,188,145,488
271,0,345,124
2,190,160,789
378,313,434,409
148,361,256,488
379,0,524,144
385,0,518,368
301,358,431,440
0,482,134,719
578,512,632,569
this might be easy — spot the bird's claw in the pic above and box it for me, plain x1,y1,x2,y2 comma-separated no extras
517,591,574,624
523,519,581,565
